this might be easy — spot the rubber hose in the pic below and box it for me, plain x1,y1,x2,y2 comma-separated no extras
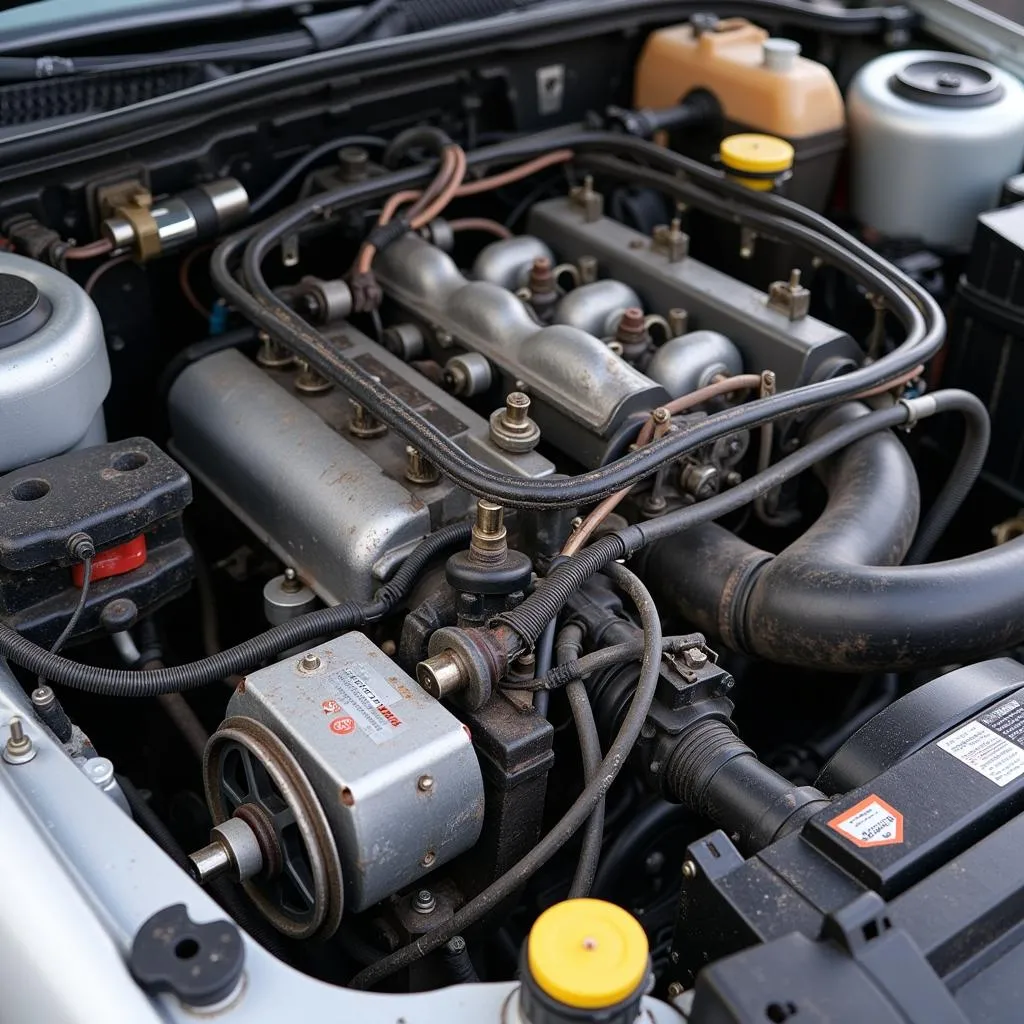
348,561,662,989
641,392,1024,671
0,522,472,697
558,623,604,899
566,677,604,897
441,936,480,984
662,718,829,853
382,125,453,168
904,389,990,564
248,136,386,216
532,615,557,716
491,533,640,650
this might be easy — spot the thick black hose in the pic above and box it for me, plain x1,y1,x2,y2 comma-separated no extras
0,522,471,697
633,403,915,547
495,403,924,655
643,391,1024,671
905,389,990,564
348,562,662,989
662,719,829,853
214,130,942,510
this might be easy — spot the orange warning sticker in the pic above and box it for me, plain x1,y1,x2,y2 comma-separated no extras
827,794,904,848
329,715,356,736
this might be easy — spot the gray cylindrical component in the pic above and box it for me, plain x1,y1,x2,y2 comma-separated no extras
645,330,743,398
0,252,110,472
553,279,642,338
472,235,554,290
263,573,318,625
848,50,1024,249
445,352,493,397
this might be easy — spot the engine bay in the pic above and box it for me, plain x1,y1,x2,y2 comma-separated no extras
4,2,1024,1020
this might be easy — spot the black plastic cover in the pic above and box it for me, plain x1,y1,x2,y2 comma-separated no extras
817,658,1024,794
0,437,191,571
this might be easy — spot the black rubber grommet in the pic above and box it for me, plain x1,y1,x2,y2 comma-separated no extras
130,903,245,1007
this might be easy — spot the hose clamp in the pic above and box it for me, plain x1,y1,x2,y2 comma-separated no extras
898,394,937,430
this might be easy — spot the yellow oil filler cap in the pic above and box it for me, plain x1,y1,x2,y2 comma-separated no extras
720,133,795,191
526,898,649,1012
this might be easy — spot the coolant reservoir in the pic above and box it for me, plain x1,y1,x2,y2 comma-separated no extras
634,18,845,211
848,51,1024,250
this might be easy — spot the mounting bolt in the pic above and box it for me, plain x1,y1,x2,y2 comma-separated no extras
682,647,708,670
4,716,36,764
297,653,322,674
405,446,440,485
767,268,810,321
681,859,698,879
349,400,388,438
256,331,294,367
417,774,435,793
281,567,302,594
413,890,437,915
568,174,604,222
667,981,685,998
294,360,333,394
652,218,689,262
490,392,541,453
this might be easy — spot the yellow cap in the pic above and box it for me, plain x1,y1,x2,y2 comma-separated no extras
527,899,649,1009
719,133,795,174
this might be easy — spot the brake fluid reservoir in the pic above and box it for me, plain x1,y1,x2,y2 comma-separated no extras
848,51,1024,250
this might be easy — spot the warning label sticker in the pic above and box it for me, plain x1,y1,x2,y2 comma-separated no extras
828,794,904,848
322,663,408,745
937,712,1024,787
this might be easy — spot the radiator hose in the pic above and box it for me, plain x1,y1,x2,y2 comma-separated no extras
639,392,1022,672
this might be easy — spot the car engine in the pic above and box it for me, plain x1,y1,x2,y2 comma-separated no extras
5,3,1024,1021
